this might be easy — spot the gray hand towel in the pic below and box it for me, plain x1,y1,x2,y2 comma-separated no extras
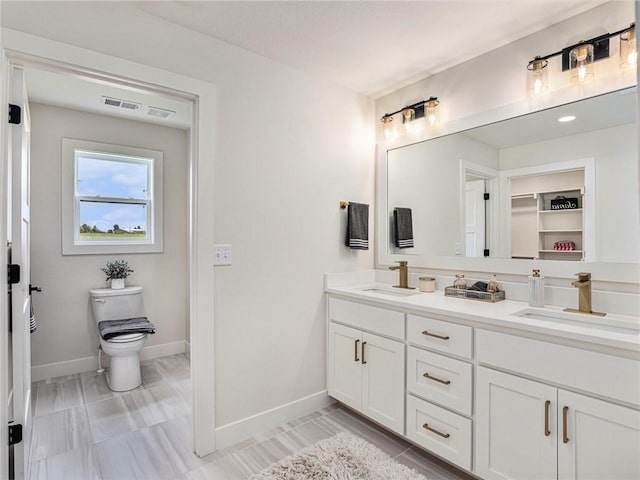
394,207,414,249
98,317,156,340
345,202,369,250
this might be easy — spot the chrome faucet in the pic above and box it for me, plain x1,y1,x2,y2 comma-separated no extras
564,272,606,317
389,261,414,289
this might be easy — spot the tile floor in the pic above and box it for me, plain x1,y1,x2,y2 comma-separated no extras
28,353,474,480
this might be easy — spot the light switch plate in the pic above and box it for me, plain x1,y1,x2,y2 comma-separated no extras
455,243,463,255
214,244,232,266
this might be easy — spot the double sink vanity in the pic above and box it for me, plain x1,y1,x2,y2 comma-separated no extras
325,270,640,479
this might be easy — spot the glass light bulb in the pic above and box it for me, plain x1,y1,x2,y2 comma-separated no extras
527,57,548,95
569,43,594,84
621,24,637,70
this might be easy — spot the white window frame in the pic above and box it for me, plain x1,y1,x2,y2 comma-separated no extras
62,138,164,255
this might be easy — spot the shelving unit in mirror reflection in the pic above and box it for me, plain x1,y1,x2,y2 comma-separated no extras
511,171,585,261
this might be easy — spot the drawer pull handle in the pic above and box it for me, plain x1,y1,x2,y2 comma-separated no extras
544,400,551,437
563,406,569,444
422,423,450,439
421,330,450,340
361,342,367,365
354,339,360,362
423,372,451,385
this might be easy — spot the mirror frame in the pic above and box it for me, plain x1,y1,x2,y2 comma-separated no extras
376,90,640,284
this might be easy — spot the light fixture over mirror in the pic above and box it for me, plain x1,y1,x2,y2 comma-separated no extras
380,97,440,136
526,22,635,95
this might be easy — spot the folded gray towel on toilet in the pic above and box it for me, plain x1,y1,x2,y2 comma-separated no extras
345,202,369,250
393,207,414,249
98,317,156,340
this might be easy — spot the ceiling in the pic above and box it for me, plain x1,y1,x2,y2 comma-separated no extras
133,0,607,98
463,86,636,149
7,1,611,127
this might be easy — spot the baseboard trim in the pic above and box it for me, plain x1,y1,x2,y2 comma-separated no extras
215,390,334,449
31,340,187,382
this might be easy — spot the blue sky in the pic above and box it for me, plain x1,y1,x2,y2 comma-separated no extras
77,156,149,231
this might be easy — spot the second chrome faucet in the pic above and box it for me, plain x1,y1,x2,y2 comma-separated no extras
389,261,415,289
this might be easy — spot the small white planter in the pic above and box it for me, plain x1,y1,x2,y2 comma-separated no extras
111,278,125,290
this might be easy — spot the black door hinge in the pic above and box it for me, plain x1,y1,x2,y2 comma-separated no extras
8,104,21,125
8,423,22,446
484,249,490,257
483,193,490,200
8,264,20,285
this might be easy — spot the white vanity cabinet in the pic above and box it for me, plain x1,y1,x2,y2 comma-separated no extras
326,291,640,480
476,331,640,480
327,299,405,434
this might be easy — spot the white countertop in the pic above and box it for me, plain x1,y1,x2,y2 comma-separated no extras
325,274,640,354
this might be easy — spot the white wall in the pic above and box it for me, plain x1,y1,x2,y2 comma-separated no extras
29,103,189,368
387,135,498,255
1,3,374,427
500,123,639,263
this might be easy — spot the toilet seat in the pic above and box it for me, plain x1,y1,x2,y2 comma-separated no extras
107,332,147,343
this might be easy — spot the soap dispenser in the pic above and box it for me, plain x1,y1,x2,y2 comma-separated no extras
528,269,545,307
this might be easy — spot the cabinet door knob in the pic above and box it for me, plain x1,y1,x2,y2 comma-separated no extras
421,330,450,340
544,400,551,437
423,372,451,385
422,423,450,438
361,342,367,365
354,339,360,362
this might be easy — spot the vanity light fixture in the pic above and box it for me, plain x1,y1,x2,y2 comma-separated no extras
380,97,440,136
526,22,636,94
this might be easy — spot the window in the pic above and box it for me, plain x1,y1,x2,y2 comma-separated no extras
62,139,163,255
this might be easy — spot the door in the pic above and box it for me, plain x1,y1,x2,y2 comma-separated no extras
475,367,557,480
465,179,485,257
327,322,362,410
361,332,404,434
558,389,640,480
8,66,32,480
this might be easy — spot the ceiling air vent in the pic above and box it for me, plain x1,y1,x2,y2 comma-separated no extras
101,96,142,111
147,106,176,119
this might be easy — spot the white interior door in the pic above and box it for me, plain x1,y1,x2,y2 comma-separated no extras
8,65,32,480
465,179,485,257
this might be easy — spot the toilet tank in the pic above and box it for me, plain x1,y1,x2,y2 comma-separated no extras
89,286,145,324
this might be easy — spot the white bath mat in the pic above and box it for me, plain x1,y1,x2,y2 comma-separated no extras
249,431,426,479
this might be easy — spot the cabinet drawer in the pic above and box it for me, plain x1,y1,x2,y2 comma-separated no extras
476,329,640,406
407,315,472,359
407,347,472,416
329,297,404,340
406,395,472,471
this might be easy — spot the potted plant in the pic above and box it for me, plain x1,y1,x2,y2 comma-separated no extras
100,259,134,290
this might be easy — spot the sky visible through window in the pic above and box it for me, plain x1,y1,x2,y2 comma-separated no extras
77,155,149,234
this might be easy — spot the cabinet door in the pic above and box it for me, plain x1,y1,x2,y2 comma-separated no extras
361,332,405,434
476,367,557,480
327,322,362,411
558,389,640,480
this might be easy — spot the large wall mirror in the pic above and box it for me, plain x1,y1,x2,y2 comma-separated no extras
378,87,638,281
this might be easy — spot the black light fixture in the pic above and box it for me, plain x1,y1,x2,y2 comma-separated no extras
527,23,636,94
380,96,439,138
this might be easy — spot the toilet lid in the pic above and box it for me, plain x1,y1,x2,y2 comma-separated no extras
107,332,146,343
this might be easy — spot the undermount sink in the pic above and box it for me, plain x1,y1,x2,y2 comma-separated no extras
512,308,640,336
359,286,421,297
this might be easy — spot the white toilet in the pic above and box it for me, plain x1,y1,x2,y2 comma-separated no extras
90,286,149,391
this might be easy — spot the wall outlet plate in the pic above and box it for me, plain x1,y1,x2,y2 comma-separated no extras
214,244,232,266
